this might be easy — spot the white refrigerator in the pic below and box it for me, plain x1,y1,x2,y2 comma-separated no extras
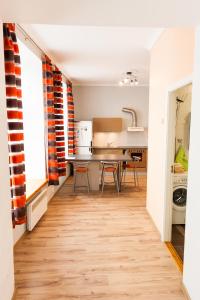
75,121,93,155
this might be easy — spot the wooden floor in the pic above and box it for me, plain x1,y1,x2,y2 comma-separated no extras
14,176,185,300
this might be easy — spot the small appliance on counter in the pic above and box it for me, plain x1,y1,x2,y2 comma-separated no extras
75,121,93,155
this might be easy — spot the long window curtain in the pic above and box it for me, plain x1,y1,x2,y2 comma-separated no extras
53,67,66,177
3,23,26,226
67,80,76,155
43,56,66,185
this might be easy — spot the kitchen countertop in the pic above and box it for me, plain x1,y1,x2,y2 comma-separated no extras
92,146,148,149
66,153,133,162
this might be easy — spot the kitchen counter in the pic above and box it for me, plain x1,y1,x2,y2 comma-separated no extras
92,146,148,149
66,153,132,162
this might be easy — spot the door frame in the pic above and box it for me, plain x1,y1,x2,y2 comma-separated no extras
163,75,193,241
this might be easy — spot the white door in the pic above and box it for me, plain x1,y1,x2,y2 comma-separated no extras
164,91,178,241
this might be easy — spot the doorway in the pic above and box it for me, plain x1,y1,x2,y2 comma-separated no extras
165,81,192,267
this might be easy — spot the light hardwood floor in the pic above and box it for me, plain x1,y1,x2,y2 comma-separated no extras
14,176,185,300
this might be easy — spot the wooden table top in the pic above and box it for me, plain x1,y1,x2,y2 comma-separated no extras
66,153,133,162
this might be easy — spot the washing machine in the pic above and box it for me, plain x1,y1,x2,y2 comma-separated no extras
172,173,187,224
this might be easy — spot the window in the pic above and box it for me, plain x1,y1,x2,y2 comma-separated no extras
18,39,46,198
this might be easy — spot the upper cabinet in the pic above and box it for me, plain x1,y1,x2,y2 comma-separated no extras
93,118,122,132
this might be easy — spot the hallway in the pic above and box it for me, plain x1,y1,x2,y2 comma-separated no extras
14,177,185,299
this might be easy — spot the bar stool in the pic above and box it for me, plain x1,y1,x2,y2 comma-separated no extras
101,161,119,193
73,162,90,192
122,156,140,187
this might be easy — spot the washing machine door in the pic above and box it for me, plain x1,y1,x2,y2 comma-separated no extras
173,186,187,209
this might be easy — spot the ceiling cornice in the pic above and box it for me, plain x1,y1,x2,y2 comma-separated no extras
72,82,149,87
146,29,165,50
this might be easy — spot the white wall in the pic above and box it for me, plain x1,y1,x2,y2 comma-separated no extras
147,28,195,238
0,22,15,300
183,28,200,300
73,86,149,146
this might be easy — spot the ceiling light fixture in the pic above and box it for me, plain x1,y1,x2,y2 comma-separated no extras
118,71,139,87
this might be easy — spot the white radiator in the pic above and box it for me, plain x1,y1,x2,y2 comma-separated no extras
27,188,48,231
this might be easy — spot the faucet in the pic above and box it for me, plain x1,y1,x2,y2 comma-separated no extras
107,141,114,147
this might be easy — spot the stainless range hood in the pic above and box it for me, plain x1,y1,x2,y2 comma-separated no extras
122,107,144,131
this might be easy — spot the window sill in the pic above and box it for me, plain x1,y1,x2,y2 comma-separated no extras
26,179,48,204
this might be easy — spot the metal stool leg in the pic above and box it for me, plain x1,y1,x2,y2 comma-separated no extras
133,168,137,186
73,171,76,192
113,171,116,190
118,162,122,191
86,172,90,193
133,167,139,188
114,170,119,193
100,166,104,187
123,167,127,183
135,169,139,187
101,167,105,192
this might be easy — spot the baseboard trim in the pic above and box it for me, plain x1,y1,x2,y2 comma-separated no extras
146,208,161,240
182,283,191,300
14,230,28,248
49,176,68,200
12,287,17,300
165,242,183,273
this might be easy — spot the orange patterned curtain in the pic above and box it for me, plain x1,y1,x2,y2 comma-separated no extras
66,80,76,155
53,67,66,176
43,56,66,185
3,23,26,226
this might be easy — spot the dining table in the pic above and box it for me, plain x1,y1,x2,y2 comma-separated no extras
66,153,133,191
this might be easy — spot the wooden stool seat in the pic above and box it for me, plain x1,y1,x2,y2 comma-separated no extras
75,167,88,173
104,166,117,172
125,163,135,169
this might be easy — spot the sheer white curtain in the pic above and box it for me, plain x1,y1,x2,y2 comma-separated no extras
18,39,46,195
63,81,68,156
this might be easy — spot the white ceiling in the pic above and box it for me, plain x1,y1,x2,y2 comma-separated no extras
2,0,199,85
21,24,163,85
1,0,200,27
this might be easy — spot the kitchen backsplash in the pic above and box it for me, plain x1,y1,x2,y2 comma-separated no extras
93,130,148,147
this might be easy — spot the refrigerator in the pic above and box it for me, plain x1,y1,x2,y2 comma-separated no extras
75,121,93,155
